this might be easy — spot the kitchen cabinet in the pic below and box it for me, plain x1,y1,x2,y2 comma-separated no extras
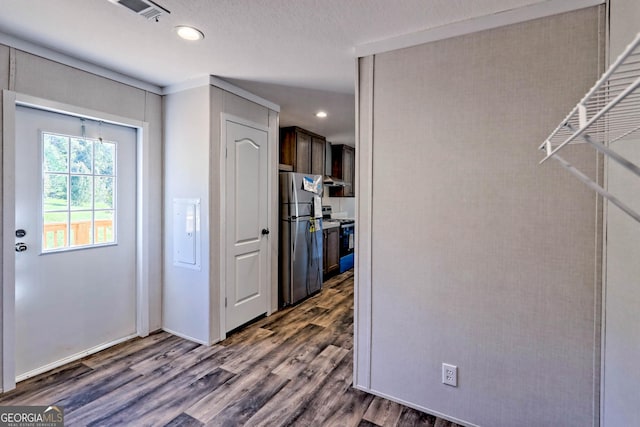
311,136,325,176
329,144,355,197
323,226,340,278
280,126,326,175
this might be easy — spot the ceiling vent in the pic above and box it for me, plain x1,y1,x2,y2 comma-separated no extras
108,0,170,20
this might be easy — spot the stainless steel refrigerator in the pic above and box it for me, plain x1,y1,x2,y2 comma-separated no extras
279,172,323,307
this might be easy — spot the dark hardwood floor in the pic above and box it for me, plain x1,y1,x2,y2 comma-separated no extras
0,270,462,427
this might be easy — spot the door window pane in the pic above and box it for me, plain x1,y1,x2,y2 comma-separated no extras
43,174,68,211
43,134,69,173
70,211,93,247
95,176,114,209
42,132,117,252
95,210,114,244
70,175,93,210
95,141,115,175
70,138,93,174
43,212,68,250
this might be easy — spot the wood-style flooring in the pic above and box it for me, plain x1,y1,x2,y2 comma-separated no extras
0,270,462,427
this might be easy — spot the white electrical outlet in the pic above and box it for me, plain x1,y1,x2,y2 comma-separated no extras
442,363,458,387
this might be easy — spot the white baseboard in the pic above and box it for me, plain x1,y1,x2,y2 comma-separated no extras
162,327,210,346
353,384,479,427
15,333,138,383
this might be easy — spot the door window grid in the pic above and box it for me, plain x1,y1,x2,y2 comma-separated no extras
42,132,117,251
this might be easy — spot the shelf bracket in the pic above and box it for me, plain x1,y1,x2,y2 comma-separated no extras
552,154,640,224
540,32,640,224
565,123,640,179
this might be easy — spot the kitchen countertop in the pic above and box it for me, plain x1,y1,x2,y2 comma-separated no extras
323,220,340,230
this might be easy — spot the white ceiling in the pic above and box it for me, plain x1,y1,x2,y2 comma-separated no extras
0,0,551,143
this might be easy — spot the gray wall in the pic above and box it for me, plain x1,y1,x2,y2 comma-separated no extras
163,84,278,344
163,86,211,343
602,1,640,426
356,7,605,427
610,0,640,57
0,45,163,385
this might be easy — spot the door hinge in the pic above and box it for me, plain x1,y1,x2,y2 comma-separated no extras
225,297,227,308
225,147,228,158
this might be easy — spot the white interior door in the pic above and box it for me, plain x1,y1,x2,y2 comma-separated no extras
14,105,137,379
225,119,269,332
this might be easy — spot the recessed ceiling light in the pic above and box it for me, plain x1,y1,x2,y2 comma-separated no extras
316,111,327,118
175,26,204,41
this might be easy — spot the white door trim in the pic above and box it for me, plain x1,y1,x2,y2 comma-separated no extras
1,90,151,391
218,113,272,341
353,56,374,390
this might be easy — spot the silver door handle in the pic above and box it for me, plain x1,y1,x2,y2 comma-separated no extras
15,242,27,252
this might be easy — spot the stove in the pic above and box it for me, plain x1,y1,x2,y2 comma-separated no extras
321,205,333,220
322,206,354,225
322,206,355,272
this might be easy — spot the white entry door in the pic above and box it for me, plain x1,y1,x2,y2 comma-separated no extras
225,119,269,332
14,105,137,379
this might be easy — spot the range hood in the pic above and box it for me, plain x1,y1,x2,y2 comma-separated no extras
323,175,346,187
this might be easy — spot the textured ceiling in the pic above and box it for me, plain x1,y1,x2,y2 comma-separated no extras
0,0,549,142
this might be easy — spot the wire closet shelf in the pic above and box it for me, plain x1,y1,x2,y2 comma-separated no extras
540,32,640,223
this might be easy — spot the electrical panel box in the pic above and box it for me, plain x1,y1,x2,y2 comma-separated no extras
173,198,201,270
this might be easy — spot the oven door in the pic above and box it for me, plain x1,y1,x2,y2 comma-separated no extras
340,224,355,257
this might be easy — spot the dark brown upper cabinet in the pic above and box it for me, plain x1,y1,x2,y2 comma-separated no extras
329,144,355,197
280,126,326,175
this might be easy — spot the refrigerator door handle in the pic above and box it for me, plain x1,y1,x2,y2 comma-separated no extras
291,174,299,261
292,174,299,219
292,217,298,262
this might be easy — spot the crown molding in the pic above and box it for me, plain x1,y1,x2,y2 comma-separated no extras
0,31,162,94
355,0,605,57
163,76,280,112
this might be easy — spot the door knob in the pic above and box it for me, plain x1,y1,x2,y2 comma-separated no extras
261,228,270,236
15,242,27,252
